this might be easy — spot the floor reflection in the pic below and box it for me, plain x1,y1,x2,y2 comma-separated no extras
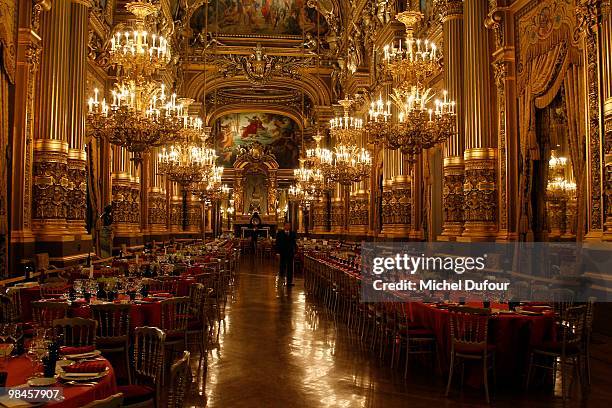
184,256,612,408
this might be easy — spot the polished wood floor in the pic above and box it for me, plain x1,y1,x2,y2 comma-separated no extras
185,256,612,407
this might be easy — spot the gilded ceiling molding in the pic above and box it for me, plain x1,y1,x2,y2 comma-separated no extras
185,73,332,107
209,43,315,86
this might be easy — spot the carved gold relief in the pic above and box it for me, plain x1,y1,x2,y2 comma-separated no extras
66,158,87,222
462,149,498,236
32,158,69,220
574,0,606,232
330,199,345,230
441,158,464,235
349,191,369,227
147,191,167,226
312,199,328,232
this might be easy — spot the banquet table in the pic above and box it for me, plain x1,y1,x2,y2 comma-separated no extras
4,355,118,408
408,302,556,385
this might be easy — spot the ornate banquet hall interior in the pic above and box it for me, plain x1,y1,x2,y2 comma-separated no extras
0,0,612,406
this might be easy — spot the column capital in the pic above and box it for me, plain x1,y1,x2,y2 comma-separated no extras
435,0,463,21
72,0,94,7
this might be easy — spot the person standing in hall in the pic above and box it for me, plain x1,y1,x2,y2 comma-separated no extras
276,222,297,286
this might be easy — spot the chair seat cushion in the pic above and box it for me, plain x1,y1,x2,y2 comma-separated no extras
534,341,580,355
454,343,496,355
117,384,154,405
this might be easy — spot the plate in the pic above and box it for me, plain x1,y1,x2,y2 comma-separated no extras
59,367,109,382
64,350,101,360
27,377,57,387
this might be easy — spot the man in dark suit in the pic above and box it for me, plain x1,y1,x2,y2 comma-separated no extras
275,222,297,286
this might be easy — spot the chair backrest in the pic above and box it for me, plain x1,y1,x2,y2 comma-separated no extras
585,296,596,334
141,278,178,294
133,327,166,388
32,301,69,328
5,289,22,322
160,297,190,335
90,303,131,341
40,282,67,298
82,393,123,408
188,283,207,322
448,310,490,352
0,294,12,324
167,351,191,408
53,317,97,347
559,305,586,354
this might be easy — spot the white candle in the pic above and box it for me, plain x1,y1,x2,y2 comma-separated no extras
89,265,94,279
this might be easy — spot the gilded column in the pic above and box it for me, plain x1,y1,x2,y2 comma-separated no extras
169,182,182,233
438,0,465,240
330,184,344,234
147,148,168,238
312,196,328,233
487,1,519,241
32,0,71,238
66,0,91,237
600,7,612,240
10,0,48,270
574,0,607,240
459,0,498,241
111,147,134,239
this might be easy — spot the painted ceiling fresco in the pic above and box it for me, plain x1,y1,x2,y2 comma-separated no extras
189,0,327,36
215,112,311,168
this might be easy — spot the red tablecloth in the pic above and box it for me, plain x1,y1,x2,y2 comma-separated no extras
409,302,555,385
5,355,118,408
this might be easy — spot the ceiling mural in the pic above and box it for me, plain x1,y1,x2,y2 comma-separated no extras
189,0,328,36
215,112,309,168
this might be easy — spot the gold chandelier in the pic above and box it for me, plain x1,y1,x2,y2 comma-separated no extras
108,0,171,79
192,165,227,201
382,10,440,87
158,140,217,186
547,151,576,200
325,99,372,186
87,82,184,162
368,11,456,162
388,86,456,162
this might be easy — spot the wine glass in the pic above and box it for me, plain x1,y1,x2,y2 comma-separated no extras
73,280,84,296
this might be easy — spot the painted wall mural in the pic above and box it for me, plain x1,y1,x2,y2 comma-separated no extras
215,112,307,168
189,0,327,36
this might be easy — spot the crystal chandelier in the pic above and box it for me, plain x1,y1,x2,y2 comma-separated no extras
366,93,393,144
108,0,171,79
382,10,439,87
370,10,456,161
158,140,217,186
87,82,184,162
547,151,576,200
326,99,372,186
293,157,332,198
192,166,226,200
387,86,456,162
